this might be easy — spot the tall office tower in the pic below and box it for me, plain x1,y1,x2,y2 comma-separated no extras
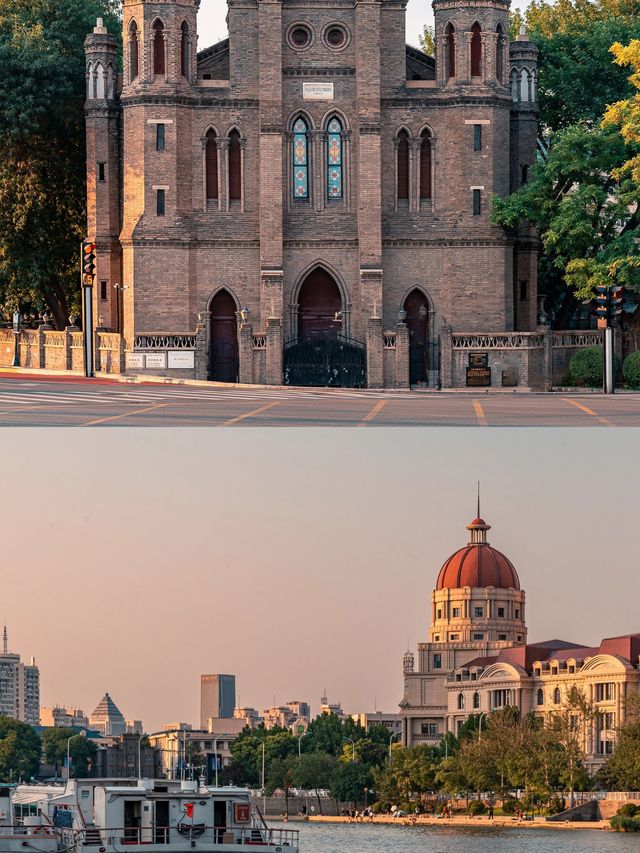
0,628,40,725
200,675,236,728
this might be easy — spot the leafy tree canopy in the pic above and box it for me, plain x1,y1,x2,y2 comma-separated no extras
0,717,41,781
0,0,120,328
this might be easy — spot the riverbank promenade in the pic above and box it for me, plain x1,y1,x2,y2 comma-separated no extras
308,814,611,831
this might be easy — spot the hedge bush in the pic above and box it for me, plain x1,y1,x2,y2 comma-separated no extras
617,803,639,818
623,352,640,389
500,797,519,814
569,346,621,387
467,800,487,815
611,815,640,832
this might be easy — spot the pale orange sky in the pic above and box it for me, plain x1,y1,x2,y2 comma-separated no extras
4,429,637,732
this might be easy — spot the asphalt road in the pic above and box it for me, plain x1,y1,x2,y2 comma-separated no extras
0,374,638,426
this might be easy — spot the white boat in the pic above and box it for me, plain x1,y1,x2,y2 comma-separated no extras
4,779,299,853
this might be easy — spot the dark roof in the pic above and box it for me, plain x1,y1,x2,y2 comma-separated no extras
197,38,229,79
406,45,435,81
463,656,498,668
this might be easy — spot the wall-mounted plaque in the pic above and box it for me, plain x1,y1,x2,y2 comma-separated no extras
303,82,334,100
469,352,488,369
167,350,195,369
145,352,167,369
466,367,491,387
126,352,144,370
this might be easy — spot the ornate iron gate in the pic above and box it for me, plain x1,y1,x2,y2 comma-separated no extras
283,337,367,387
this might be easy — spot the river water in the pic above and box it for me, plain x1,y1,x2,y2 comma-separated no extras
273,821,638,852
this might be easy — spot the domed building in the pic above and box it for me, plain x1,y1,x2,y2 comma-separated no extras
400,509,527,745
400,507,640,769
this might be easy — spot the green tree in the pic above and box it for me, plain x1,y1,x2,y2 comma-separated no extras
305,713,365,756
330,760,373,806
292,752,338,814
0,0,120,328
266,755,296,815
0,717,41,780
418,24,434,56
599,694,640,790
492,123,640,323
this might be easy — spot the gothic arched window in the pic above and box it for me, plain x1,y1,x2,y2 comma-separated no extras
205,129,218,202
181,21,190,78
457,693,465,710
496,23,504,82
327,117,343,200
420,128,432,200
446,24,455,79
397,129,409,201
471,22,482,77
537,688,544,706
293,117,309,200
129,20,139,82
153,20,165,77
553,687,561,705
228,129,242,201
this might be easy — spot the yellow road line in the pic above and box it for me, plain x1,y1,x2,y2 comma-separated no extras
472,399,488,426
563,398,613,426
222,401,279,426
358,399,387,426
81,402,169,427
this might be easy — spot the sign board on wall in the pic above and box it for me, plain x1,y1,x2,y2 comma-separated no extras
303,82,334,100
167,351,195,369
145,352,167,369
126,353,144,370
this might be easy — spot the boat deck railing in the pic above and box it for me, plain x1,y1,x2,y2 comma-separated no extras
89,825,299,847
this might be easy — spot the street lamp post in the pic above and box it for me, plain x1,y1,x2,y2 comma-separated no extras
66,732,86,780
388,731,401,767
298,732,308,760
261,741,266,816
343,737,355,762
478,713,486,741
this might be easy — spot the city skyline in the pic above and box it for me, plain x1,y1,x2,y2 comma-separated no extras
4,429,637,732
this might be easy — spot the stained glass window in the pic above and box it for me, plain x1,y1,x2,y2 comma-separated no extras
293,118,309,200
326,117,343,200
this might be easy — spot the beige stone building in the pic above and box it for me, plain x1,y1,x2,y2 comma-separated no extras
83,0,541,388
400,512,640,768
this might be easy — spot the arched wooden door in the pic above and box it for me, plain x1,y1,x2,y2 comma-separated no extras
298,268,342,342
404,289,429,384
209,290,239,382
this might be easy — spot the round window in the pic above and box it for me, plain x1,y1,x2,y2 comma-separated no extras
325,26,347,49
289,25,312,49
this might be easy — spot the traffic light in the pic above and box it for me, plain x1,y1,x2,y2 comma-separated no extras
610,285,624,320
81,241,97,286
594,285,610,324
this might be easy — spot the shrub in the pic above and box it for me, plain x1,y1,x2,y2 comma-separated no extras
546,797,566,815
467,800,487,815
569,346,620,387
617,803,639,818
611,815,640,832
500,797,519,814
623,352,640,389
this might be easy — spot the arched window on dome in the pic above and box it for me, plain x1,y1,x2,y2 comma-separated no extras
473,692,480,710
129,20,139,82
496,22,504,83
537,688,544,706
446,23,455,79
457,693,465,710
153,20,165,77
205,129,218,204
396,129,409,203
181,21,190,79
420,128,432,203
470,22,482,78
326,117,343,200
292,117,309,200
553,687,561,705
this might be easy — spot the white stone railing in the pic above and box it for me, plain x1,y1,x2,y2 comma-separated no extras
383,333,397,349
252,335,267,349
134,334,196,349
452,332,544,349
552,330,602,348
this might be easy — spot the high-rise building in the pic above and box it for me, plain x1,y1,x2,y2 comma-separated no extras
0,628,40,725
90,693,127,736
200,675,236,728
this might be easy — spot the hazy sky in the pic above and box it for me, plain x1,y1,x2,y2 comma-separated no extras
4,429,638,733
196,0,531,51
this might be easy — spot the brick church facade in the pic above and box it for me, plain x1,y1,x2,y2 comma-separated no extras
84,0,539,387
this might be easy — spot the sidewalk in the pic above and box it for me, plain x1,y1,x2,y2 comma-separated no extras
308,814,612,831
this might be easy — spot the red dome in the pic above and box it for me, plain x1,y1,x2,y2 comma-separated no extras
436,517,520,590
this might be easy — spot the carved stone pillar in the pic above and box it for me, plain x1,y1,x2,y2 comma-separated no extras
266,317,283,385
395,321,410,388
238,322,253,384
366,316,384,389
440,322,453,388
195,311,210,380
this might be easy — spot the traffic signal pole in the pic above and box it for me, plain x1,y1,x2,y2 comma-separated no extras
595,284,623,394
81,241,97,378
